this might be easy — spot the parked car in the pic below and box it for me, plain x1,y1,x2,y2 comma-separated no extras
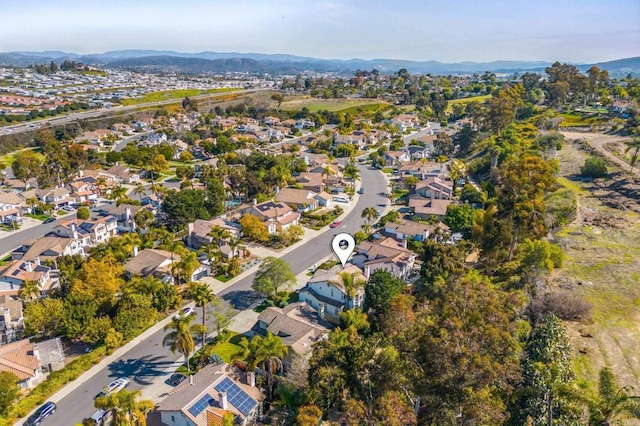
95,377,130,399
85,408,112,426
166,373,187,386
62,205,74,212
329,220,342,228
176,307,194,318
43,217,56,224
25,402,57,425
357,187,365,194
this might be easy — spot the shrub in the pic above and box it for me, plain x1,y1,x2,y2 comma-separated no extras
580,156,607,178
528,291,592,324
76,206,90,220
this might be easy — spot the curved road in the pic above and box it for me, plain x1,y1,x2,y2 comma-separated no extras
43,164,387,426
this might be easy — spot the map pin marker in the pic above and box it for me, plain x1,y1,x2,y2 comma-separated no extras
332,233,356,268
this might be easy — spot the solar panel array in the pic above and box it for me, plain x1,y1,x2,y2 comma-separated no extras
214,377,258,416
188,394,214,417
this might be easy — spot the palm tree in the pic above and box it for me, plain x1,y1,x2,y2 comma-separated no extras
321,165,335,185
330,270,367,309
361,206,378,224
625,137,640,173
94,388,154,426
109,185,127,204
132,182,147,201
19,279,40,302
256,332,289,400
208,225,232,248
185,282,215,347
361,222,373,235
573,367,640,426
343,163,360,191
25,197,38,214
163,313,197,373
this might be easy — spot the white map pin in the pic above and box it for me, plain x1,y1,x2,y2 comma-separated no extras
331,233,356,268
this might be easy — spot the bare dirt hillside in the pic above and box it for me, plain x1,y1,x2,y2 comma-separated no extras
551,134,640,396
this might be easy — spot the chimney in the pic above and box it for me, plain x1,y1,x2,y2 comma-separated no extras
246,371,255,387
71,223,77,233
25,261,33,273
34,257,41,266
402,239,407,249
133,246,139,257
189,374,194,385
31,344,40,361
218,391,228,410
125,207,131,222
253,198,257,205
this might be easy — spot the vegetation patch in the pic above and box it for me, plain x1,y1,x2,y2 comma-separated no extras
280,98,388,113
120,88,243,106
446,94,491,112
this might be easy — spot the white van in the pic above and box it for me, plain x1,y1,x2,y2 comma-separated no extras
87,408,113,426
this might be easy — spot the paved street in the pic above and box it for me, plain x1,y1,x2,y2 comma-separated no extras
34,164,388,426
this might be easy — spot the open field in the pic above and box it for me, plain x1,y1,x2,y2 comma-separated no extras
0,146,42,166
446,94,491,112
120,87,243,106
280,97,388,113
550,135,640,396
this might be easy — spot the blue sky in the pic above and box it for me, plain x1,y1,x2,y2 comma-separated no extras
1,0,638,63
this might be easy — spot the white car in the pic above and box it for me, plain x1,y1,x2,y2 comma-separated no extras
176,307,194,318
96,377,130,399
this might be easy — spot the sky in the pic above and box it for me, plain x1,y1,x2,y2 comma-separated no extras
1,0,639,63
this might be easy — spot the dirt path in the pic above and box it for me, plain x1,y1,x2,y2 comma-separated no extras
560,130,638,177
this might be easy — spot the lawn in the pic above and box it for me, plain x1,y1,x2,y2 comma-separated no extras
0,147,43,167
210,334,243,364
554,112,610,128
446,94,491,112
27,213,51,221
120,88,243,106
280,98,388,113
0,254,12,266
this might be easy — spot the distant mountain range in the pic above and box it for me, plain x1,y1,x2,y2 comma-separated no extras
1,49,639,76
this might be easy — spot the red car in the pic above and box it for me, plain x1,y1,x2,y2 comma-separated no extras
329,220,342,228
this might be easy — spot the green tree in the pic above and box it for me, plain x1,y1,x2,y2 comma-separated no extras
104,327,124,352
94,389,154,426
23,297,64,337
361,206,378,224
444,203,475,236
76,206,90,220
511,315,582,426
184,282,215,347
11,150,41,184
257,332,289,399
624,137,640,173
581,367,640,426
580,157,608,178
61,292,99,339
271,93,284,110
82,316,113,346
419,239,468,298
0,371,20,416
296,405,323,426
364,269,404,325
252,257,296,305
162,189,210,231
434,131,454,156
163,312,197,373
18,279,40,303
330,269,367,308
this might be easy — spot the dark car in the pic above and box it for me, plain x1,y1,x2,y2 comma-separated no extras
166,373,187,386
357,187,364,194
25,402,57,425
43,217,56,224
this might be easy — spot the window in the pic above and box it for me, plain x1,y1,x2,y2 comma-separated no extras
330,288,334,297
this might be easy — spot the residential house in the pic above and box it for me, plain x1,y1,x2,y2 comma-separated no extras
110,123,133,134
105,165,140,184
213,116,237,131
67,179,99,204
276,188,320,212
383,219,450,242
0,259,58,294
242,200,300,234
141,193,162,210
12,236,84,262
75,129,116,146
154,362,262,426
408,194,455,220
263,116,281,126
36,187,72,209
144,132,168,146
0,191,24,223
186,218,242,252
406,145,431,160
299,153,329,167
399,160,445,179
124,248,209,282
415,176,454,199
611,99,630,114
50,216,118,248
299,264,366,323
353,237,417,280
256,302,332,359
295,118,315,129
0,338,64,389
0,295,23,344
4,178,36,194
94,203,151,232
384,150,411,167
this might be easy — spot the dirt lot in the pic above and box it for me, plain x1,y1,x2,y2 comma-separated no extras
551,132,640,392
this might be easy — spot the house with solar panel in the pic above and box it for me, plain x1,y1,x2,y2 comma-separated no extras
155,362,262,426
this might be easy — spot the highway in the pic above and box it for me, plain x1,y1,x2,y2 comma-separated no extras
42,164,388,426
